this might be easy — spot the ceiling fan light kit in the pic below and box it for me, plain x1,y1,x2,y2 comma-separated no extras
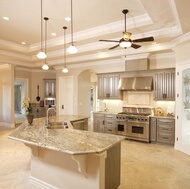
99,9,154,50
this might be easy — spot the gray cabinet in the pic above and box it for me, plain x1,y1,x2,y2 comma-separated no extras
93,113,105,133
154,70,175,100
150,117,157,142
98,74,121,99
44,79,56,97
150,117,175,144
93,113,116,134
104,114,116,134
157,118,175,144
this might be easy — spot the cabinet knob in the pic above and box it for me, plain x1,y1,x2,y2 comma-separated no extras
62,105,64,109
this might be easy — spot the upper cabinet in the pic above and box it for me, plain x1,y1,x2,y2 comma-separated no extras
154,69,175,100
44,79,56,97
98,73,122,99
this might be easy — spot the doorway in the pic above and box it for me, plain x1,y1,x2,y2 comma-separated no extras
14,78,28,124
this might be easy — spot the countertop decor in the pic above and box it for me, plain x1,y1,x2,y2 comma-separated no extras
155,107,164,116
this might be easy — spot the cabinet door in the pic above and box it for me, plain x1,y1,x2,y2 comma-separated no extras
150,117,157,142
164,71,175,100
98,75,109,99
93,113,104,132
98,74,121,99
109,74,121,99
154,71,175,100
44,79,56,97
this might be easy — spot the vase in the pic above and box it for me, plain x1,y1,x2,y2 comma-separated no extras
27,115,34,125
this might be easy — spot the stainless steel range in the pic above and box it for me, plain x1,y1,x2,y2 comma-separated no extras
116,107,154,142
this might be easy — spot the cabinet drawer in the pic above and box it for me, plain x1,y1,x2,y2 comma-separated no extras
157,118,175,125
104,126,116,134
105,114,116,119
105,120,115,127
157,132,174,144
157,124,175,132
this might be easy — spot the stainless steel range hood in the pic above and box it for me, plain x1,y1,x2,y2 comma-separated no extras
118,76,153,91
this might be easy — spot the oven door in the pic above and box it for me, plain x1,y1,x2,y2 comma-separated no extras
126,121,149,142
116,121,127,136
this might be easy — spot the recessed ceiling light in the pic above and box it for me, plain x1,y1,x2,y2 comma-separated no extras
21,42,26,45
65,17,71,21
3,16,9,20
51,33,56,36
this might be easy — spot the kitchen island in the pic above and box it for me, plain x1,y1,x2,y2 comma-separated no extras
8,115,124,189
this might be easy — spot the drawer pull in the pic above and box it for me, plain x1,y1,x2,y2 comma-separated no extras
162,137,169,139
108,129,112,131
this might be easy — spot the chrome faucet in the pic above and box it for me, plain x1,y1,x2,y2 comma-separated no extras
46,107,56,125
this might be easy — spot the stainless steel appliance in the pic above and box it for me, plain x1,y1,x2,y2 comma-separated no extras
44,97,56,108
116,107,154,142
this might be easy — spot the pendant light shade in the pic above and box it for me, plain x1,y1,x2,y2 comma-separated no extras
67,45,78,54
42,62,49,70
42,17,49,70
37,51,47,59
37,0,47,59
62,26,68,73
67,0,78,54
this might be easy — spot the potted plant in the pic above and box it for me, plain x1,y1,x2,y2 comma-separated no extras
22,97,34,125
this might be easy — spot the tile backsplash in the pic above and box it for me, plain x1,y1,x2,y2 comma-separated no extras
97,91,175,116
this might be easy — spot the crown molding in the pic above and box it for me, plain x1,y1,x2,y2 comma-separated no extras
149,52,175,60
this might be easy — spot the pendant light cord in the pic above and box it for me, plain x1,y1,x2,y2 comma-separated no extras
40,0,43,51
71,0,73,45
63,27,67,67
44,17,49,63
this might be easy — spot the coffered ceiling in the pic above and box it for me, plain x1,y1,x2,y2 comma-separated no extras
0,0,190,70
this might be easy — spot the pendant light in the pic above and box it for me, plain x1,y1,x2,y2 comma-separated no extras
67,0,78,54
37,0,47,59
62,27,68,73
42,17,49,70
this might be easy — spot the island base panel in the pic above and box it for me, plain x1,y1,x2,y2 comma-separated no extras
29,143,121,189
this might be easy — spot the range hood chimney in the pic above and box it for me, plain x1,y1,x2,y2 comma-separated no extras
118,76,153,91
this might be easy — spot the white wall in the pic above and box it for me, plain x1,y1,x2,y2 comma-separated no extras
0,64,15,127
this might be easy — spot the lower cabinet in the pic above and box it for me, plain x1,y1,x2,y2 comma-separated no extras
157,118,175,144
104,114,116,134
93,113,105,133
93,113,116,134
150,117,175,144
150,117,157,142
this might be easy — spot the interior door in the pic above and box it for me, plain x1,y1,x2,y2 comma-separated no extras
58,76,73,115
175,63,190,155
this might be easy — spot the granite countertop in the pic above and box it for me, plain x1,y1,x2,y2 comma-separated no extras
150,115,175,119
8,115,124,155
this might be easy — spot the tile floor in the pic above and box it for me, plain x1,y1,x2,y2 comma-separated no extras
1,126,190,189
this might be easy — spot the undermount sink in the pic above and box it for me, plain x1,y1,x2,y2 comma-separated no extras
46,125,67,129
46,121,68,129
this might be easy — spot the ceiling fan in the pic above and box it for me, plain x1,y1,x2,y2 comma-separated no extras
99,9,154,50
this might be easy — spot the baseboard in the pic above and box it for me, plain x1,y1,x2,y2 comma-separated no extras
30,176,60,189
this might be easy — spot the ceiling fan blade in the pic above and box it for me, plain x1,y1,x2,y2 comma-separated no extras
99,39,120,42
132,36,154,43
131,43,141,49
109,44,120,50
